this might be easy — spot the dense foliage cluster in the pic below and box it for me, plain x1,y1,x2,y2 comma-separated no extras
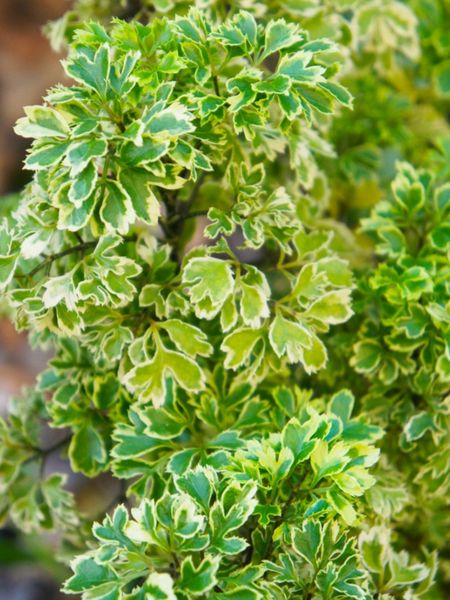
0,1,449,598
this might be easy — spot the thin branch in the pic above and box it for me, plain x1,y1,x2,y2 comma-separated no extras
185,172,207,214
26,235,137,279
24,435,72,470
27,241,99,278
166,209,209,227
40,435,72,457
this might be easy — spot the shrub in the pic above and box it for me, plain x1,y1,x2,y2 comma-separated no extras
0,1,449,598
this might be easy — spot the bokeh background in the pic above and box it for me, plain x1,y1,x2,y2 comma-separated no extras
0,2,72,597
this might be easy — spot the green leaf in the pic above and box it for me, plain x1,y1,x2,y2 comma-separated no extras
69,425,108,476
56,186,97,230
159,320,213,357
65,45,111,97
299,86,333,114
269,314,312,363
183,256,235,319
254,74,291,95
429,222,450,250
261,19,301,60
177,556,220,595
210,481,257,555
291,263,327,300
143,406,186,440
433,59,450,97
221,328,263,369
100,180,134,234
143,572,176,600
301,333,328,373
351,340,382,374
327,490,357,526
119,168,160,225
311,440,350,482
0,253,18,290
359,527,388,574
65,138,108,176
278,52,324,83
397,305,428,338
388,557,429,587
205,208,236,238
176,467,214,511
124,345,205,406
120,139,170,165
24,141,69,170
305,290,353,325
403,412,435,443
15,106,70,138
69,161,98,203
240,267,270,328
146,104,195,138
282,417,319,463
334,466,376,496
292,520,322,567
319,81,353,108
93,374,120,410
330,390,354,424
64,557,117,594
42,271,77,310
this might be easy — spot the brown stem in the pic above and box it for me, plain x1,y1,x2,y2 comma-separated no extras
26,235,137,278
27,241,98,278
166,209,209,227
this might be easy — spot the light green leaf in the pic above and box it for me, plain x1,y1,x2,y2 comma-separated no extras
143,572,176,600
261,19,300,60
69,161,98,204
388,556,429,587
403,412,435,443
269,314,312,363
100,180,135,234
15,106,70,138
24,141,69,170
69,426,108,476
124,345,205,406
64,557,117,594
311,440,350,482
301,333,328,373
65,138,108,176
351,340,382,374
183,256,234,319
221,328,263,369
159,320,213,357
240,266,270,328
291,520,322,567
65,45,111,97
305,290,353,325
176,467,214,511
21,230,53,259
177,556,220,596
433,59,450,97
359,527,389,574
146,103,195,139
119,168,160,225
42,271,77,310
0,253,18,290
319,81,353,108
278,52,324,83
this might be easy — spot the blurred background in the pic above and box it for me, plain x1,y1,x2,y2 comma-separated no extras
0,1,71,598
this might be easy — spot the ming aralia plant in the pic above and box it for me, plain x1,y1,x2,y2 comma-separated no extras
0,1,449,599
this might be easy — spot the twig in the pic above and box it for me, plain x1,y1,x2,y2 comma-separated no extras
26,235,137,278
27,241,98,278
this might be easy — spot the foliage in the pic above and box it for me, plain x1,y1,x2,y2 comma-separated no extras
0,1,449,598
